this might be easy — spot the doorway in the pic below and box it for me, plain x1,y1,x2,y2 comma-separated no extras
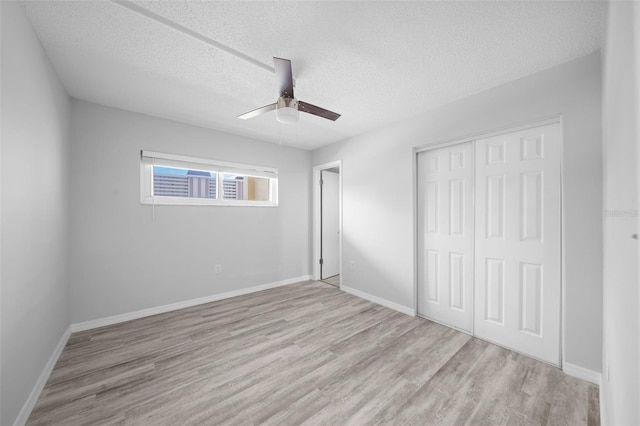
416,120,562,366
313,161,342,287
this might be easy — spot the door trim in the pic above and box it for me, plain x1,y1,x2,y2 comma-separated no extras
412,115,564,367
313,161,342,286
414,115,562,153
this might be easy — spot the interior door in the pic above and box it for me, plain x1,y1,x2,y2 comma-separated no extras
474,123,561,365
321,170,340,279
417,142,474,333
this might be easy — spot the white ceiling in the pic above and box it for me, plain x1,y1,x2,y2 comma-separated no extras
22,1,604,150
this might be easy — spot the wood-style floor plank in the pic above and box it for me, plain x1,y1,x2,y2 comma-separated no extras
27,281,599,425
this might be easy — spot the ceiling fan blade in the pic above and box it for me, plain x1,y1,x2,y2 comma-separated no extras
299,101,341,121
273,57,294,98
237,103,277,120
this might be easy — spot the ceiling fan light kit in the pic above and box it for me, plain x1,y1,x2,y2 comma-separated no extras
276,97,299,124
238,57,341,124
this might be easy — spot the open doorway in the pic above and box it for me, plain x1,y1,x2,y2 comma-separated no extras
313,161,342,287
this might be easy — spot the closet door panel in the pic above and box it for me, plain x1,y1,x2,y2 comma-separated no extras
417,142,474,332
474,123,561,365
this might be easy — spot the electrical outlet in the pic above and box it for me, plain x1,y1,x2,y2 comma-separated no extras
214,264,222,274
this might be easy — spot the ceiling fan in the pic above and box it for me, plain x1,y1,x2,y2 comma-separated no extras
238,57,341,124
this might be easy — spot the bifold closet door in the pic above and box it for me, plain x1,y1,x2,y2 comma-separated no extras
417,142,474,333
474,123,561,365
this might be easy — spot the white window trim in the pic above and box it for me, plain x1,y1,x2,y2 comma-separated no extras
140,151,278,207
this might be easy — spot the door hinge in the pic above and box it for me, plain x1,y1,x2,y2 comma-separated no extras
319,258,324,265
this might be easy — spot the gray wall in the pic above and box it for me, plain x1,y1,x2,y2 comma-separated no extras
1,2,71,425
601,1,640,424
312,53,603,373
69,101,311,323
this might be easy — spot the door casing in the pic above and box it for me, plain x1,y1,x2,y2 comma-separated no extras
313,161,342,285
321,169,340,279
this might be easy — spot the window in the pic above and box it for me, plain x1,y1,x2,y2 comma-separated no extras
140,151,278,206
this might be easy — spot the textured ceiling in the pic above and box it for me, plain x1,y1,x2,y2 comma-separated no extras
22,1,604,150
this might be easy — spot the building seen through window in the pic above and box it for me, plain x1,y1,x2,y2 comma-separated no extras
153,166,269,201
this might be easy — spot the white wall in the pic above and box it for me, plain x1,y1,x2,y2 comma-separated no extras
1,2,71,425
69,100,311,323
312,53,603,373
601,1,640,424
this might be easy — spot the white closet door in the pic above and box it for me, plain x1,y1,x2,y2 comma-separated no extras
417,142,474,332
474,123,561,365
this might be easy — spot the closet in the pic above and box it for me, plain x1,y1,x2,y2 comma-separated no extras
417,122,561,366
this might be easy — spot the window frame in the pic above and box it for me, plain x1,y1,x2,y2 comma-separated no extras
140,150,278,207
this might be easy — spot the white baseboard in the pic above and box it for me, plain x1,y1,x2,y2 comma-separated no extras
13,326,72,426
563,362,601,385
341,285,416,317
71,275,311,333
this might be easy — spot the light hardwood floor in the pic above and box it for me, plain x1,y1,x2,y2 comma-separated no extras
28,281,599,425
321,275,340,287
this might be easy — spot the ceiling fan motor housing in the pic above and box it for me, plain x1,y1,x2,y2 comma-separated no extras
276,96,299,124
